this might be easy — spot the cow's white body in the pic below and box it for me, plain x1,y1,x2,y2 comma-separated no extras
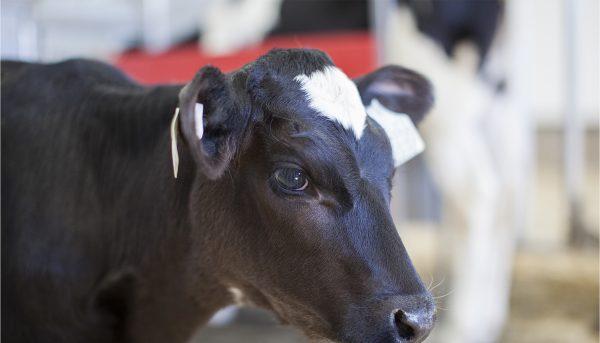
388,7,527,342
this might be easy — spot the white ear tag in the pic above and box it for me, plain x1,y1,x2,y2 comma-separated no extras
194,103,204,140
170,107,180,178
366,99,425,167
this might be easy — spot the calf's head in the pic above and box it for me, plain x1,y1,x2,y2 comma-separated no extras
177,49,435,342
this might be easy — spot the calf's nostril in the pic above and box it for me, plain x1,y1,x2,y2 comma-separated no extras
392,308,435,342
393,310,416,340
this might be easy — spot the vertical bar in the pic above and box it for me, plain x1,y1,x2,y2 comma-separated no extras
507,0,536,244
369,0,393,65
563,0,586,246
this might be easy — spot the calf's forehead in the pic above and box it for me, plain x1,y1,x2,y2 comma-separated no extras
240,50,395,174
243,50,367,141
294,66,367,140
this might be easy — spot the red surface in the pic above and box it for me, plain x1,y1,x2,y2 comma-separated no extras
114,31,375,85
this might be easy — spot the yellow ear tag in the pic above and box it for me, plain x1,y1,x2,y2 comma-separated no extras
170,107,180,178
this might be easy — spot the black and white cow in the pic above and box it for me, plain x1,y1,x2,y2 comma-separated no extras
390,3,522,342
1,49,434,343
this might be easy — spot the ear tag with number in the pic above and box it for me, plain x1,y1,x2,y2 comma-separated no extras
170,104,204,179
366,99,425,167
170,107,180,178
194,103,204,140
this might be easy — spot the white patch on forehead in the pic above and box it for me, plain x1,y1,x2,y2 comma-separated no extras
366,99,425,167
294,66,367,139
228,287,245,305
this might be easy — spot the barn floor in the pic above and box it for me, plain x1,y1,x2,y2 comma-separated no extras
192,130,599,343
503,249,599,343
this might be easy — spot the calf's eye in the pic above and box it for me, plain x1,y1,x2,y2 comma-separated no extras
273,167,309,191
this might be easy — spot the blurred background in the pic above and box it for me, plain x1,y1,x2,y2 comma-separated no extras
2,0,598,342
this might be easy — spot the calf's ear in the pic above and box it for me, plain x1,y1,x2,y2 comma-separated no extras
178,66,247,180
354,65,434,125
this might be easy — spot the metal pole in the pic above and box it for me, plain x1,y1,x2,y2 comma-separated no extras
563,0,587,246
369,0,394,65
